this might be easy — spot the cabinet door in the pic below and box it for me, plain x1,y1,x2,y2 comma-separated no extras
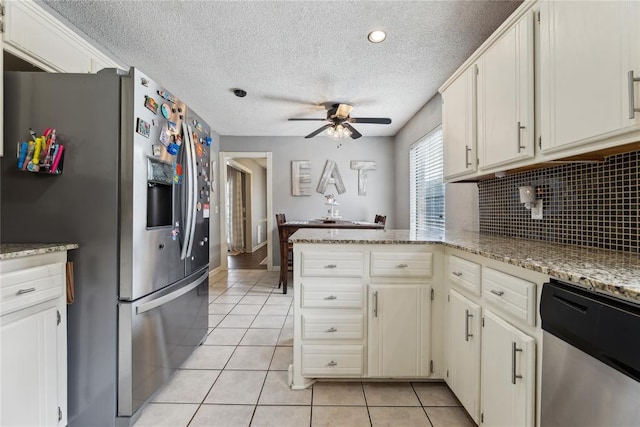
443,66,477,180
478,12,534,170
1,303,59,427
446,290,481,423
540,1,640,152
368,284,431,377
481,310,535,427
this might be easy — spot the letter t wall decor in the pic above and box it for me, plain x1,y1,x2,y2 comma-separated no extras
317,160,346,194
350,161,376,196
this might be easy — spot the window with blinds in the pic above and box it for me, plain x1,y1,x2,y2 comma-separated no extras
410,126,445,233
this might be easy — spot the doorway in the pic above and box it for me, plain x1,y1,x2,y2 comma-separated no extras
220,152,273,271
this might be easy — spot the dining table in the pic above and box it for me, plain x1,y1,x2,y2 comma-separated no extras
277,219,385,294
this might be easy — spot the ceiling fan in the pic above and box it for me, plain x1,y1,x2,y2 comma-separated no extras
288,103,392,139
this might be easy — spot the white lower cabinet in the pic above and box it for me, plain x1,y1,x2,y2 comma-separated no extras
368,284,431,377
481,310,535,427
1,303,59,426
446,289,481,423
0,251,69,427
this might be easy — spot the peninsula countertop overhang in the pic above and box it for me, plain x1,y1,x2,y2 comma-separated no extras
0,243,79,260
289,229,640,305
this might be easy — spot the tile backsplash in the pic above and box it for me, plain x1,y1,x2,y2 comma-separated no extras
478,150,640,253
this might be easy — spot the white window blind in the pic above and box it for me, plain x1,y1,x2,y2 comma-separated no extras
410,126,445,233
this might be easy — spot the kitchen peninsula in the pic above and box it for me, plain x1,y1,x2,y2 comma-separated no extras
288,228,640,426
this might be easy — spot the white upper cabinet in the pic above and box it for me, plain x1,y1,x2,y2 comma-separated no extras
478,11,535,170
3,0,121,73
540,0,640,154
442,65,477,180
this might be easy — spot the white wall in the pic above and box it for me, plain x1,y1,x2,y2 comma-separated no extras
393,93,479,231
220,135,396,265
235,158,268,251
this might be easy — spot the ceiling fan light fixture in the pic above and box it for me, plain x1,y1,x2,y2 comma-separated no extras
368,30,386,43
327,124,351,140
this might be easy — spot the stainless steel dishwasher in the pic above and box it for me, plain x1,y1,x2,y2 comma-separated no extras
540,279,640,426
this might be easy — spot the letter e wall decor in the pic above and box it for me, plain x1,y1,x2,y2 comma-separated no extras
291,160,311,196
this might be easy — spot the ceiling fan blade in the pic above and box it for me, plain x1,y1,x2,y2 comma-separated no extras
350,117,392,124
343,123,362,139
305,124,332,139
288,118,327,121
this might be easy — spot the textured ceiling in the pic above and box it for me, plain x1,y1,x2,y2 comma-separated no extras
41,0,521,138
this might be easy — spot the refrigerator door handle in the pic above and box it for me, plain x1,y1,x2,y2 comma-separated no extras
186,125,198,258
180,123,194,260
136,271,207,314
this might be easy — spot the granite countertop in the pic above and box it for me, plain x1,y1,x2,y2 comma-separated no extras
289,228,640,304
0,243,79,260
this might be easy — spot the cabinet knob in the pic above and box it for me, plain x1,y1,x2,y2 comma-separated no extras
327,360,338,367
325,327,338,333
324,264,337,269
396,263,408,269
452,271,463,277
324,295,337,300
490,289,505,297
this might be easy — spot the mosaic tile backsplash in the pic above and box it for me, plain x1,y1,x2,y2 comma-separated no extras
478,150,640,253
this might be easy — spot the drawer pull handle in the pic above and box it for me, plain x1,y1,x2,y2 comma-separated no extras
16,287,36,295
452,271,463,277
512,342,523,384
327,360,338,367
396,263,408,268
326,327,338,333
324,264,337,269
490,289,504,297
324,295,337,300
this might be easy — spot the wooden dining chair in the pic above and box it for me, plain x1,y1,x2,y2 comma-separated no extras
275,214,293,290
374,214,387,227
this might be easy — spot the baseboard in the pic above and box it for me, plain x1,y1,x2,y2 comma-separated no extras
208,265,223,278
251,241,267,252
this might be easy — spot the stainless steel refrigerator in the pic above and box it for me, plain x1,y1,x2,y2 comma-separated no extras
1,68,212,426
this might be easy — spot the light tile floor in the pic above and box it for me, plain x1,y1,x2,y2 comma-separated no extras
134,269,476,427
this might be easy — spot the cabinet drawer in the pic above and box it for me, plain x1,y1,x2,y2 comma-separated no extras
302,315,364,340
448,255,481,295
370,252,432,277
0,263,64,315
301,252,364,277
301,282,364,308
302,345,363,377
482,268,536,326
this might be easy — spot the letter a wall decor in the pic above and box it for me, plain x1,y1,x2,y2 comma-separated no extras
316,160,346,194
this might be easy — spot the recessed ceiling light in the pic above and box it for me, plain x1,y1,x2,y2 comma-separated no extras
368,30,386,43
